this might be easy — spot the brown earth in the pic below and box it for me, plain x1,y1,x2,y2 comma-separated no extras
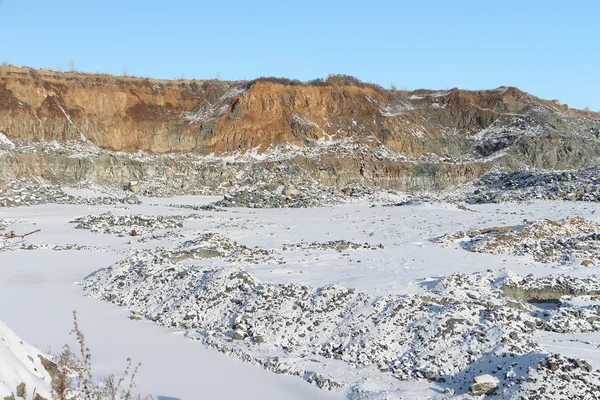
0,66,599,189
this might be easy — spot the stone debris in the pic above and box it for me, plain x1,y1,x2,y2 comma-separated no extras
213,185,345,209
69,212,197,236
514,354,600,399
0,242,103,252
82,235,600,398
0,179,124,207
163,203,222,212
469,167,600,204
282,240,382,252
435,217,600,265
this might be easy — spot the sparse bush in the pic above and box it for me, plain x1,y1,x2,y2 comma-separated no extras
247,74,386,92
69,60,76,72
53,311,150,400
306,78,327,86
250,76,303,86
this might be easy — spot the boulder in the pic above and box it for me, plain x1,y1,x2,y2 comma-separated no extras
128,181,140,193
16,382,25,398
232,330,246,340
470,374,499,396
124,194,140,205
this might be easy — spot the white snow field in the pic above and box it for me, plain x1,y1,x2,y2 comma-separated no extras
1,197,600,399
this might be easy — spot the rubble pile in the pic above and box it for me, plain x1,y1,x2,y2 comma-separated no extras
70,212,199,236
436,217,600,265
514,354,600,399
469,167,600,203
83,235,600,398
213,185,345,208
0,179,121,207
282,240,382,252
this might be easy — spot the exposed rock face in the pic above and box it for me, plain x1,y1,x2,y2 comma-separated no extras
1,66,599,190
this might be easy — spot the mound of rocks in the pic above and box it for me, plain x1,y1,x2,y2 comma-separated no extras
164,203,222,212
282,240,382,252
469,167,600,204
174,233,283,264
0,179,121,207
436,217,600,265
70,212,197,236
83,235,600,398
515,354,600,399
213,184,345,209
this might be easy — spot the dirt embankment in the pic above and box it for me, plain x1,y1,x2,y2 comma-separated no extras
1,66,599,189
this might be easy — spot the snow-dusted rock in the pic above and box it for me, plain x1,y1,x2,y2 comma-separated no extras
470,374,499,395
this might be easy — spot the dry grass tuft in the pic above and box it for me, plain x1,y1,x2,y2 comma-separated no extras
52,311,151,400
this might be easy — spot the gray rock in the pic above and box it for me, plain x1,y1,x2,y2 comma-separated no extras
470,374,499,396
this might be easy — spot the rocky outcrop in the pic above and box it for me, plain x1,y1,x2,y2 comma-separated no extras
1,66,599,190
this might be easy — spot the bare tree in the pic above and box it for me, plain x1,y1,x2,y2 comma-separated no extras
57,62,62,72
390,82,397,91
69,59,76,72
123,66,128,77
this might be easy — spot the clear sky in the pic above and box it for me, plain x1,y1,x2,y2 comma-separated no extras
0,0,598,110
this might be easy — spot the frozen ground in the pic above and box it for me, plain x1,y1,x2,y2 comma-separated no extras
1,197,600,399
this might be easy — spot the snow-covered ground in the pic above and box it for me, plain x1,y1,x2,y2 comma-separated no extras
1,198,600,399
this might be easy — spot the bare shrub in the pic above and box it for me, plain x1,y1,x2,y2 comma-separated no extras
53,311,150,400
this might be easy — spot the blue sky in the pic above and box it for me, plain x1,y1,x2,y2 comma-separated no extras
0,0,598,110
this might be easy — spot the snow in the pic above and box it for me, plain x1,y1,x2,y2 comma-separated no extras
0,132,15,148
473,374,499,385
536,331,600,369
1,198,600,399
0,320,53,400
0,204,341,400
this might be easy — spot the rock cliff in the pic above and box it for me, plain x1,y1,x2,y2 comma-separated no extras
1,66,599,191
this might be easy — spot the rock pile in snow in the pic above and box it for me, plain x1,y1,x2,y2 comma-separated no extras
469,167,600,204
69,212,199,236
213,185,345,208
0,179,121,207
82,233,600,398
514,354,600,399
0,240,107,252
282,240,383,252
162,203,223,212
0,320,54,400
502,273,600,302
173,233,283,264
436,217,600,265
